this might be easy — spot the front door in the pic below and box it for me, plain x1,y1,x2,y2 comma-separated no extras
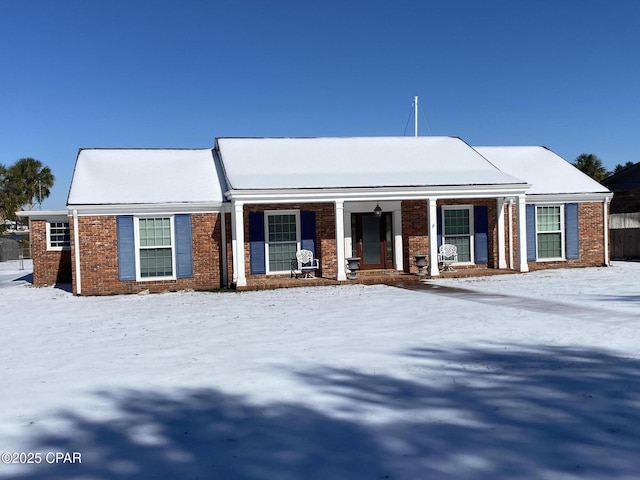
352,212,393,269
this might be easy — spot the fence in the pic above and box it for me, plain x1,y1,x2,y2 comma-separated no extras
610,213,640,259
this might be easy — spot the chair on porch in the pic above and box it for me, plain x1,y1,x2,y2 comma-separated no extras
438,244,458,272
291,249,320,278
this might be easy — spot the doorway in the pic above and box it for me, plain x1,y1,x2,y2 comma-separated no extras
351,212,394,270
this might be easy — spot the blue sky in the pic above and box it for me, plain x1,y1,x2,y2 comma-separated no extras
2,0,639,209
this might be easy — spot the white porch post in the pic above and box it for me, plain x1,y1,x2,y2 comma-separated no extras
517,194,529,273
393,209,403,271
220,206,228,288
335,200,347,281
231,200,247,287
604,197,611,266
428,198,440,277
496,197,507,269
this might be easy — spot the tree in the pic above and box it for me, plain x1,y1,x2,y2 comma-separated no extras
6,157,55,210
572,153,609,182
613,161,635,174
1,164,24,226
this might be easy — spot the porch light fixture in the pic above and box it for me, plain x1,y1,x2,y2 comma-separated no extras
373,202,382,217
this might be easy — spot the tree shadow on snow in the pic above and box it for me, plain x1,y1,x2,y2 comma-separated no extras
4,345,640,480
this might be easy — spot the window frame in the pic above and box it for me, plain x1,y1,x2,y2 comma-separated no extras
134,215,177,281
535,204,565,261
441,205,475,265
46,221,71,251
264,210,301,274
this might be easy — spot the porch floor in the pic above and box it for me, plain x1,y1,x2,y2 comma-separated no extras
238,267,521,291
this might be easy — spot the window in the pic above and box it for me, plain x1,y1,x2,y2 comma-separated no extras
442,206,473,263
265,211,300,273
136,217,175,279
536,205,563,259
47,221,70,250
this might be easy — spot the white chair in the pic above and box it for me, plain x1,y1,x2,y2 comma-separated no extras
291,249,320,278
438,244,458,272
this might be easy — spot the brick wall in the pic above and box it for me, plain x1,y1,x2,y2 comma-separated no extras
242,203,336,280
72,213,223,295
401,200,428,274
30,218,72,285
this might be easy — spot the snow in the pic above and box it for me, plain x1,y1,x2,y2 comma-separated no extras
1,260,639,479
475,146,611,195
67,149,225,205
217,137,527,190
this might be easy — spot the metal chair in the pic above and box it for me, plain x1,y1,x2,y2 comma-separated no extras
291,249,320,278
438,244,458,272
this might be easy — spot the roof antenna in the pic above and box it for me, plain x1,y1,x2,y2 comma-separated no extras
414,95,419,136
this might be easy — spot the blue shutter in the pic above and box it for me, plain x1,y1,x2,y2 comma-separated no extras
175,214,193,278
436,207,442,248
526,205,536,261
300,211,316,256
474,205,489,264
249,212,266,274
117,216,136,281
565,203,579,259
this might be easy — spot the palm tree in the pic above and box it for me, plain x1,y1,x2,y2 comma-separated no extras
613,161,635,174
572,153,609,182
7,158,55,210
0,164,26,223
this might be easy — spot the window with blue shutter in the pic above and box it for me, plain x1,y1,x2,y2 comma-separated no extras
117,216,136,281
474,205,489,264
565,203,579,259
175,214,193,278
249,212,266,274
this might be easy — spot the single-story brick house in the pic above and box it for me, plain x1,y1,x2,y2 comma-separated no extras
19,136,612,295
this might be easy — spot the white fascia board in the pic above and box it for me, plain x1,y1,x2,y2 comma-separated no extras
68,202,224,216
16,210,70,221
225,184,531,203
525,192,613,204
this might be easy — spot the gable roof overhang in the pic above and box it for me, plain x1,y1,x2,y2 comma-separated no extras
225,183,531,204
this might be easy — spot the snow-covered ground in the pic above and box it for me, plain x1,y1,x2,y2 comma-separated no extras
0,260,639,479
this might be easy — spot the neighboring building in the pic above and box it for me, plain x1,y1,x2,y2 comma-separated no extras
19,137,613,295
601,161,640,259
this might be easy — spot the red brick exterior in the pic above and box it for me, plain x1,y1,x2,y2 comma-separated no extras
27,198,609,295
401,200,428,274
71,213,223,295
29,218,72,285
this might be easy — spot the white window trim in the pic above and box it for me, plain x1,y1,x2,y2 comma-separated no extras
264,209,301,275
535,204,565,262
46,221,71,251
441,205,475,265
134,216,177,281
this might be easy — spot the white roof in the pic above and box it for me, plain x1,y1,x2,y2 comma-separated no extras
217,137,527,190
474,146,611,195
67,149,224,205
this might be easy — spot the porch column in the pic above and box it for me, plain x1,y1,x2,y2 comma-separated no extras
231,200,247,287
335,200,347,281
516,194,529,273
496,197,507,269
393,209,403,271
604,197,611,266
220,206,228,288
428,198,439,277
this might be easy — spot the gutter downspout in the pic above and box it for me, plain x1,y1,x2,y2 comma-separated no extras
72,209,81,295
